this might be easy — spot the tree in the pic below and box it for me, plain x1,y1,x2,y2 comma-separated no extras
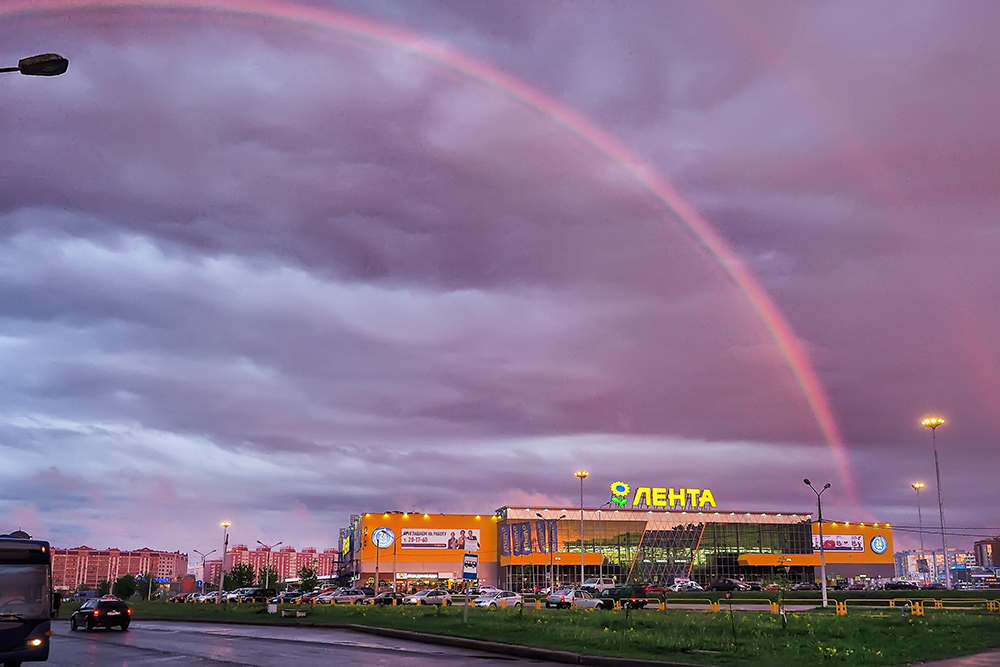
96,580,111,596
224,563,256,590
137,573,161,600
257,566,279,589
297,565,318,593
76,583,91,592
112,574,138,600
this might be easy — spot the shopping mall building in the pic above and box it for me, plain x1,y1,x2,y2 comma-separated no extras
340,481,895,591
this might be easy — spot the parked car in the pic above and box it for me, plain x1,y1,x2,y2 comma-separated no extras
329,588,369,604
167,593,188,603
668,580,705,592
402,589,452,605
581,578,616,594
600,585,649,609
70,596,132,632
269,591,303,604
197,592,220,603
708,579,750,592
474,591,523,608
299,588,337,604
314,589,343,604
545,589,601,609
366,591,407,606
882,581,918,591
235,588,276,603
789,582,820,591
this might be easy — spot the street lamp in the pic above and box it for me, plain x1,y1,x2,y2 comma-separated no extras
921,416,951,590
803,479,831,608
217,522,231,604
911,482,927,582
0,53,69,76
574,470,589,588
256,540,282,590
536,512,566,591
193,549,216,594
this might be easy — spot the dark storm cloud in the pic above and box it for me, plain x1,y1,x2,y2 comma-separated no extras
1,1,997,555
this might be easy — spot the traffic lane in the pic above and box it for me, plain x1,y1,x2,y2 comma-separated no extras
49,620,549,666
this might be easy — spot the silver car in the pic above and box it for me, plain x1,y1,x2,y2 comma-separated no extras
544,588,601,609
402,588,452,605
474,591,523,608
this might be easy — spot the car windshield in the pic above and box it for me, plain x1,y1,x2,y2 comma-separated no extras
0,564,49,619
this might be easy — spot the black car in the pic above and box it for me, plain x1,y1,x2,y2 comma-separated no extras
236,588,276,602
708,579,749,592
789,582,819,591
883,581,919,590
366,591,407,605
70,596,131,631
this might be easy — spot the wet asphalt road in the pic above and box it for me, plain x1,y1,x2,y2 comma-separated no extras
47,620,552,666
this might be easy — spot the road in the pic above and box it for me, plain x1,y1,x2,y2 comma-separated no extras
47,620,551,666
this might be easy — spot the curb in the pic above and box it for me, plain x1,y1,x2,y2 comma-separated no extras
106,615,705,666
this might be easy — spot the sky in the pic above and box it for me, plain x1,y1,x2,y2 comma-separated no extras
1,0,998,558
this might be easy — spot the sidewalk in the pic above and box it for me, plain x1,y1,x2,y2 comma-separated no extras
920,651,1000,666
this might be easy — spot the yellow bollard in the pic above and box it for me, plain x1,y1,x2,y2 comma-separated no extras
835,601,848,616
770,602,779,614
710,601,720,613
935,599,943,609
393,598,397,606
913,601,924,616
501,598,507,609
659,600,666,611
535,599,541,609
614,600,621,611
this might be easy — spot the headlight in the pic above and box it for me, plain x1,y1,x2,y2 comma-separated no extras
28,638,44,647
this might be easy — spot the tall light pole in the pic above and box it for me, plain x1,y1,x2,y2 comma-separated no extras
193,549,216,594
575,470,589,588
911,482,927,582
803,479,831,608
256,540,282,590
217,522,231,604
0,53,69,76
921,417,951,590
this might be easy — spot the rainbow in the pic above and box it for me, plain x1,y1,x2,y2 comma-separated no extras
3,0,860,508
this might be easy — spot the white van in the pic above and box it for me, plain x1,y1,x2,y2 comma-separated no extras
582,577,616,593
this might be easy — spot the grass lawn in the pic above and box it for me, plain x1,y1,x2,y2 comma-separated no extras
62,600,1000,666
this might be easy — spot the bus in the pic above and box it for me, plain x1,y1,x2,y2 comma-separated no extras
0,531,58,666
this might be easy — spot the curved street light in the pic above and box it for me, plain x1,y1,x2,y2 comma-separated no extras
803,479,831,608
192,549,217,594
256,540,282,590
921,416,951,589
1,53,69,76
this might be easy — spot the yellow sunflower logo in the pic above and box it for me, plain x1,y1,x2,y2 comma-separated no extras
610,481,630,507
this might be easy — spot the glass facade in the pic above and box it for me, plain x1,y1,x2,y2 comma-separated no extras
498,508,815,590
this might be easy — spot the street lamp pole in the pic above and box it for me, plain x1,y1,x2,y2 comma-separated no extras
193,549,216,594
911,483,927,583
574,470,589,588
921,417,951,590
804,479,831,608
217,522,231,604
256,540,282,590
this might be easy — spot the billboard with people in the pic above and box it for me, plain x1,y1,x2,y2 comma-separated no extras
400,529,481,551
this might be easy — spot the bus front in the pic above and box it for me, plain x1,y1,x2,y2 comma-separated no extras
0,535,53,664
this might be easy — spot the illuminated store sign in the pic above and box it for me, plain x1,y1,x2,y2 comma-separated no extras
812,534,864,552
610,481,717,509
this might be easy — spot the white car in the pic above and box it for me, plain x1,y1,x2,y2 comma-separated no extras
402,589,452,606
582,578,616,593
474,591,523,608
669,581,705,592
545,589,601,609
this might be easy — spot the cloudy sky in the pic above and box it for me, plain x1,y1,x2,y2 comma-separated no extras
2,0,997,557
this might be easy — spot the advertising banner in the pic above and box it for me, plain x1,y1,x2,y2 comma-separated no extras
535,521,548,553
401,529,481,551
520,522,533,555
500,524,511,557
511,523,522,556
812,534,865,552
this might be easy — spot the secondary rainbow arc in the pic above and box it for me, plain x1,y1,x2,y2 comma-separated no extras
5,0,860,508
